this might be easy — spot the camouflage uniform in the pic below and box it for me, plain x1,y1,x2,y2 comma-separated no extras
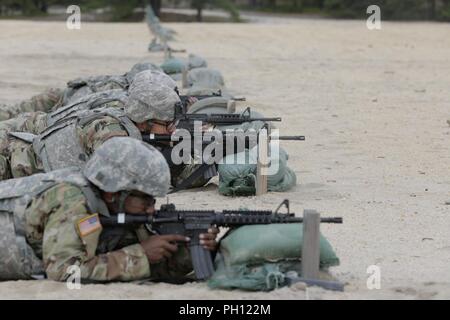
131,69,178,91
62,75,129,106
0,89,126,178
0,138,193,282
6,109,135,179
0,112,48,180
0,62,162,122
0,77,204,190
0,88,64,121
1,81,179,180
26,182,191,282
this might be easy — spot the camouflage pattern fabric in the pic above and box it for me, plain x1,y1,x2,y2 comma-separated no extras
64,61,164,105
0,84,177,182
64,75,129,106
23,182,146,282
78,115,129,156
132,70,178,90
0,88,64,121
187,68,225,92
126,81,179,122
0,113,130,181
46,89,128,127
9,140,43,178
0,155,11,180
83,137,171,197
125,62,163,84
23,182,191,282
0,112,47,151
0,212,44,280
0,62,162,122
0,168,88,280
0,112,47,180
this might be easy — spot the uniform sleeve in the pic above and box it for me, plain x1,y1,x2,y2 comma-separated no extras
26,183,151,282
0,111,47,143
0,88,63,121
78,115,129,156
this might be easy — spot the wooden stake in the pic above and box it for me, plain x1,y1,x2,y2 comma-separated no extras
256,128,269,196
301,209,321,279
182,67,188,89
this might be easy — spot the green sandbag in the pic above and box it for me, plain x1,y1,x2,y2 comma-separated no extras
208,224,339,291
218,144,296,196
187,54,207,69
268,166,297,192
187,67,224,89
251,145,288,187
160,58,186,74
218,150,256,196
219,224,339,268
208,256,293,291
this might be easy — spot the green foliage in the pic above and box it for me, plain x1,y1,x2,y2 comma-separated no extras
213,0,241,21
437,2,450,20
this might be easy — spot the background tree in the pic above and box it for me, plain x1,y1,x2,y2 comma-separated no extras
191,0,240,22
1,0,449,22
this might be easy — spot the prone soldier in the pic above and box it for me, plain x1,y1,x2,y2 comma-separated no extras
0,137,218,282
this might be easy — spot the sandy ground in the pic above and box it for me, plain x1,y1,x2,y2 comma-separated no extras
0,17,450,300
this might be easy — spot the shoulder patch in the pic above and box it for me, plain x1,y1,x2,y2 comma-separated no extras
77,214,102,237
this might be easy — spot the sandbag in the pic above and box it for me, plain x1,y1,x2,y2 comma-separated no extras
219,224,339,268
218,144,297,196
187,68,224,90
187,54,207,70
160,57,186,75
208,224,339,291
268,166,297,192
208,257,296,291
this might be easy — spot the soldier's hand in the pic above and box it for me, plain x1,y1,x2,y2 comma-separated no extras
186,97,198,108
141,234,189,264
199,227,219,251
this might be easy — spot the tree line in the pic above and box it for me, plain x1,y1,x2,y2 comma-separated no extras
1,0,449,21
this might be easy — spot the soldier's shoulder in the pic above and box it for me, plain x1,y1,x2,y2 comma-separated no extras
41,182,87,206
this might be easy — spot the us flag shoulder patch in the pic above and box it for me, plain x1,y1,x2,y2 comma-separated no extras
77,214,101,237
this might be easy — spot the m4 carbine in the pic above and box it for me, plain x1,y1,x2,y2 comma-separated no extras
176,107,281,128
142,131,305,147
142,129,305,192
99,200,342,280
178,90,246,111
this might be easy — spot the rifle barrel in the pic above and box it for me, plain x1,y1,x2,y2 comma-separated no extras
178,115,282,123
248,117,281,122
142,133,306,143
276,135,305,141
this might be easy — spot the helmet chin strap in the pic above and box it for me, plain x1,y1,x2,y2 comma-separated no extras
118,191,130,212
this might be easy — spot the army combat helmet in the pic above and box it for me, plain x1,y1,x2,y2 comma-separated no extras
83,137,170,197
132,70,178,91
125,62,163,84
125,77,180,123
